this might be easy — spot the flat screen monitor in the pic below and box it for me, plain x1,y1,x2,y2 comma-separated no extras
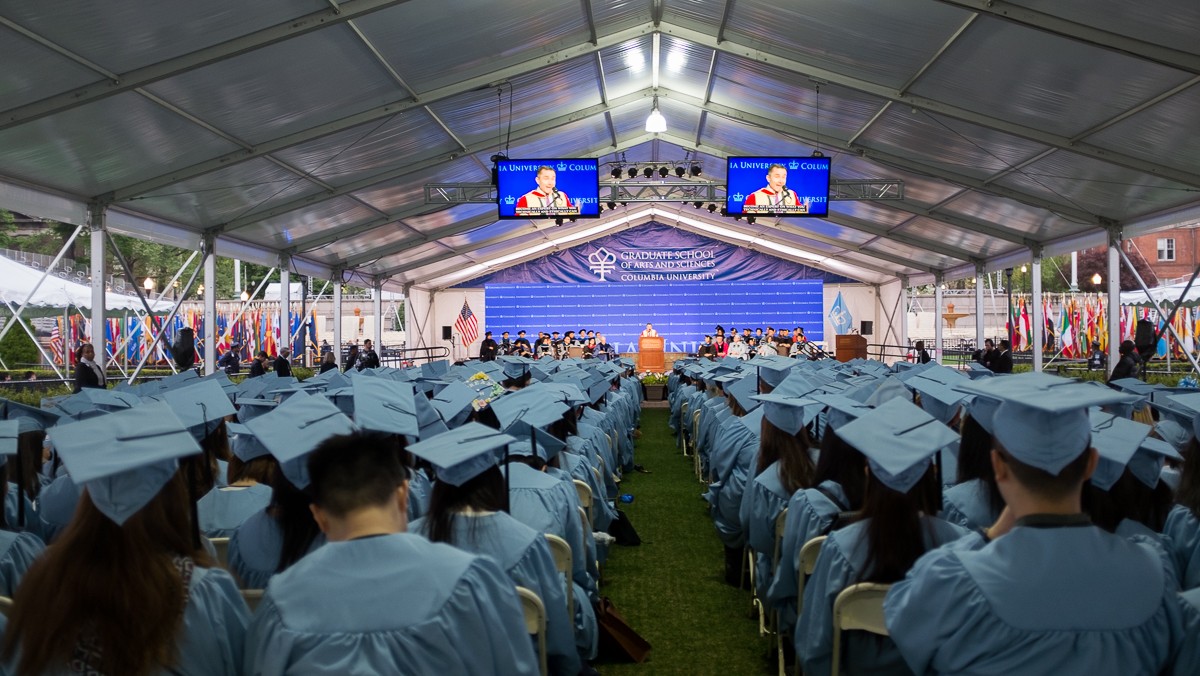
726,156,831,217
496,159,600,219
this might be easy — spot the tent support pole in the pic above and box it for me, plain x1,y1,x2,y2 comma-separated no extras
1,299,64,380
203,234,217,375
128,256,203,383
1032,255,1043,372
89,203,106,363
333,280,343,368
0,224,84,345
1119,246,1200,376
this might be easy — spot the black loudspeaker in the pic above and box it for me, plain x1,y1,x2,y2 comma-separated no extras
1134,319,1156,360
860,321,873,336
442,326,453,340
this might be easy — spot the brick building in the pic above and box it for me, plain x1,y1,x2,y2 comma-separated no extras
1125,223,1200,283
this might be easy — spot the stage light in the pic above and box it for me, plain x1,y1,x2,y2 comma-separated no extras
627,167,638,179
658,167,669,178
707,204,717,213
747,216,756,224
607,201,617,210
569,217,578,223
645,96,667,133
675,166,686,178
690,165,702,176
733,215,742,222
555,217,564,226
693,201,703,209
643,167,653,178
719,207,728,216
611,167,622,179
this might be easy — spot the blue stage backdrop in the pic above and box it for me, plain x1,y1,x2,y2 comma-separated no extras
485,280,823,354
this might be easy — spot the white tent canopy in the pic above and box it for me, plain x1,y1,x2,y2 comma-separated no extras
1120,281,1200,309
0,256,172,312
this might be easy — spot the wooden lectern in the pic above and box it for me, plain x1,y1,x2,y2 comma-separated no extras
835,334,867,362
638,336,665,371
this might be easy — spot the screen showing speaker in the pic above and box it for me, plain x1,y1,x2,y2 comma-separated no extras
496,159,600,219
726,156,831,217
485,280,823,352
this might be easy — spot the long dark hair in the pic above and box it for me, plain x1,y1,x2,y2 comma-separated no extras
1177,438,1200,519
756,418,817,495
813,428,867,511
3,471,209,676
1084,470,1174,533
956,414,1004,515
3,430,46,528
422,466,508,545
858,466,941,584
267,471,322,573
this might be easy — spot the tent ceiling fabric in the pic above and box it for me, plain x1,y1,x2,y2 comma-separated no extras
2,0,1199,292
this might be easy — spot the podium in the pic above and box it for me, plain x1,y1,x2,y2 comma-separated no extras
835,334,867,362
638,336,665,372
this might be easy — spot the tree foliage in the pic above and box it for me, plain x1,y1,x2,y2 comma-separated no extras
0,317,42,367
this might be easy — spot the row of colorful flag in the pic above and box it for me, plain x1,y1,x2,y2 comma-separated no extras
45,303,319,367
1005,295,1197,359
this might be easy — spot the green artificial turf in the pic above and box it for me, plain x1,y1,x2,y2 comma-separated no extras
595,408,772,675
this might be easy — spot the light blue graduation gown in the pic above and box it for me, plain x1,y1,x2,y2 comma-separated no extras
740,459,794,599
245,533,538,676
712,424,760,549
229,509,325,590
411,512,581,676
407,468,432,521
885,523,1195,675
197,484,273,538
560,447,614,532
3,485,45,542
1164,504,1200,589
0,530,43,597
767,480,848,634
174,564,250,675
32,474,79,543
941,478,1002,533
798,516,968,676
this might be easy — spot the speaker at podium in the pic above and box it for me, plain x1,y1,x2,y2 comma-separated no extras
638,336,665,371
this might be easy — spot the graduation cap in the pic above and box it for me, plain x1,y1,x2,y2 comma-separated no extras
0,420,17,463
727,373,761,412
983,374,1140,474
491,387,569,429
235,375,274,399
1088,410,1153,491
48,400,202,525
245,392,356,489
863,377,911,408
235,397,279,424
505,420,567,463
353,378,419,437
413,390,450,440
323,385,356,416
406,422,516,487
1151,419,1190,454
1129,436,1182,489
740,406,766,434
750,393,821,435
430,381,480,428
1167,392,1200,441
907,376,970,425
149,380,237,441
52,388,141,419
226,421,271,462
421,360,451,379
541,382,589,407
2,399,61,432
757,359,797,388
964,395,1002,436
1108,378,1161,396
837,398,959,493
809,394,873,430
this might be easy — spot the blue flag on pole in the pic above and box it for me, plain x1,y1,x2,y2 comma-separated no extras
829,291,853,335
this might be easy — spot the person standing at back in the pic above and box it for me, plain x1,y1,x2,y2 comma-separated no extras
274,348,292,377
989,339,1013,373
244,431,538,675
247,351,269,378
1108,340,1140,382
72,343,105,393
884,376,1199,674
359,339,381,369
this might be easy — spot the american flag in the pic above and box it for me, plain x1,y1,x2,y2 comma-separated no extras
454,299,479,346
49,320,63,365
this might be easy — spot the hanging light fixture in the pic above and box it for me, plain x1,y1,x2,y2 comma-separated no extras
1091,272,1103,286
645,96,667,133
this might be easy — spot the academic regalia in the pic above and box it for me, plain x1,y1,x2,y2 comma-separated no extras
740,458,794,601
940,479,1002,533
766,480,849,635
1163,504,1200,590
0,529,43,596
798,516,968,675
411,512,581,675
885,524,1196,675
244,534,538,675
196,484,273,538
407,467,432,521
711,412,762,549
33,473,79,543
228,509,326,590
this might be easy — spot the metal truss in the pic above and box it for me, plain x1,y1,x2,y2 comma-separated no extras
425,179,903,205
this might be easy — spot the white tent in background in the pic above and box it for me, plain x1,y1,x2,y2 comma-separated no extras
1120,282,1200,309
0,256,172,312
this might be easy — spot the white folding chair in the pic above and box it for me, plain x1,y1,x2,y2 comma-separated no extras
794,535,827,676
573,479,594,526
772,508,789,675
516,586,549,676
210,536,231,570
241,588,266,613
831,583,891,675
0,595,12,618
679,401,690,454
544,534,574,622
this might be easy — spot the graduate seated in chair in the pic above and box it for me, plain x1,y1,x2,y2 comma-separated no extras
245,430,538,675
885,375,1200,674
